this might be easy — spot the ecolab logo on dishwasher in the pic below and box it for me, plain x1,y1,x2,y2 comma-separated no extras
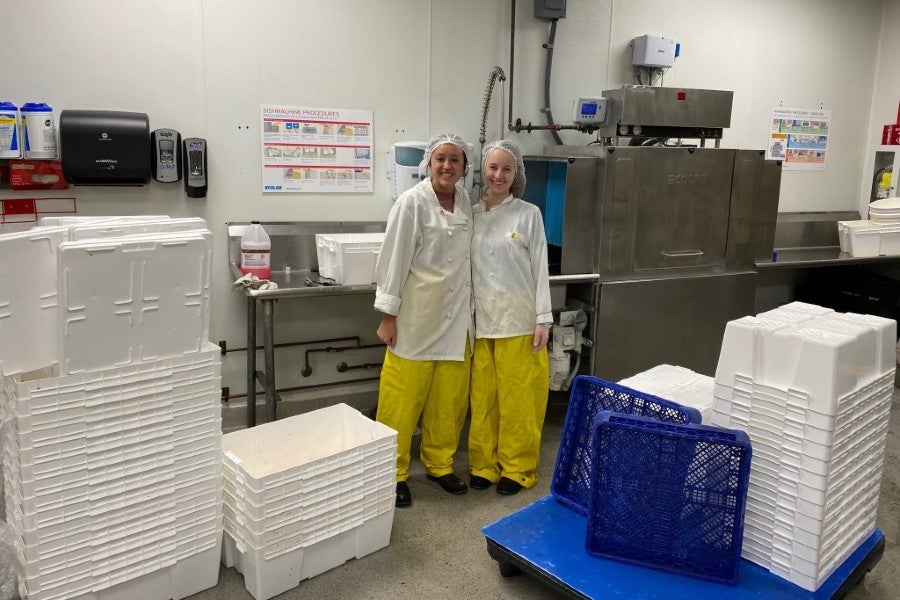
666,174,709,185
265,185,282,190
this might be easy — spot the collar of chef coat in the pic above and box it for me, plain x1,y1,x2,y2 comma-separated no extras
475,194,514,215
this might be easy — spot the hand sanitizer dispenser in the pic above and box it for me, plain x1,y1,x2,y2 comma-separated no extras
183,137,207,198
151,128,181,183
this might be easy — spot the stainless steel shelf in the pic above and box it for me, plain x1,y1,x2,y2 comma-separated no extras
756,247,900,269
230,264,375,298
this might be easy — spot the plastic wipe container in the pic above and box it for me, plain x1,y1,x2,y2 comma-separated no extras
21,102,57,159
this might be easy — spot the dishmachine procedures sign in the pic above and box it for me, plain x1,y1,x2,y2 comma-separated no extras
260,104,373,193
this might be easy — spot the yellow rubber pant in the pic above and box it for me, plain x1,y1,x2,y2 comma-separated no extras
468,335,549,489
376,343,471,482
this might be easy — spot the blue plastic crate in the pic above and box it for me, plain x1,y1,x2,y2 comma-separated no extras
586,411,752,585
551,375,702,515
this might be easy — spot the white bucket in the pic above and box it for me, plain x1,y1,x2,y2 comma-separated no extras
22,102,58,159
0,102,21,158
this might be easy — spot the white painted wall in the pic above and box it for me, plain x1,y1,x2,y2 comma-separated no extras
0,0,893,395
863,1,900,210
497,0,883,213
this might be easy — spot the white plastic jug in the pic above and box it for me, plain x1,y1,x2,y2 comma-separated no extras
240,221,271,279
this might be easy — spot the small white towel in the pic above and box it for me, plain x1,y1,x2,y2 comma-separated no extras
232,273,278,291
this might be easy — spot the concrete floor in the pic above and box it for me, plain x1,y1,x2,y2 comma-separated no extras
192,389,900,600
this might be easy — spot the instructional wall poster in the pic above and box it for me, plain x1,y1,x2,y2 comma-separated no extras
768,106,831,171
260,105,373,193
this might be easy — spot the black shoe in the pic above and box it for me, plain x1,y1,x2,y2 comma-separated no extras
396,481,412,507
469,475,494,490
426,473,468,495
496,477,523,496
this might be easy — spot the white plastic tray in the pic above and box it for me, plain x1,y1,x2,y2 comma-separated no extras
57,233,210,375
0,226,70,376
67,218,208,241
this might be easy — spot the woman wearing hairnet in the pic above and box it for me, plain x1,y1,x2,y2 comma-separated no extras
468,139,552,495
374,133,474,507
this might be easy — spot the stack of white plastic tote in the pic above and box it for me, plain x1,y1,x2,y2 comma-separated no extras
0,216,222,600
618,364,715,422
712,301,895,591
220,403,397,600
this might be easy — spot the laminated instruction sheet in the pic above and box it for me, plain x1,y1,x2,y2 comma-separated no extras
767,106,831,171
260,104,373,193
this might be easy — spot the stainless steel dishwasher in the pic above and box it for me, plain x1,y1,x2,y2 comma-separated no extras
524,87,781,382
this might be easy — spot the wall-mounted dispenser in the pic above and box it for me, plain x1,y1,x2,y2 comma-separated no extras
151,128,182,182
386,140,475,200
183,137,207,198
59,110,150,185
386,141,426,200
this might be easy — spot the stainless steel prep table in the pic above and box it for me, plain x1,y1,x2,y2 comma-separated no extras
757,247,900,268
232,264,598,427
228,220,601,427
230,263,377,427
754,243,900,329
228,221,387,428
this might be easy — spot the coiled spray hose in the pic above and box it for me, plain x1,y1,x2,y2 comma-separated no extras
473,66,508,198
479,66,507,145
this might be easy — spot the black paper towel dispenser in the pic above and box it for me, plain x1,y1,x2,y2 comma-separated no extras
59,110,150,185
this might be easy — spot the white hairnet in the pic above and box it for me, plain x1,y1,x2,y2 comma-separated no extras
418,133,471,179
482,139,526,198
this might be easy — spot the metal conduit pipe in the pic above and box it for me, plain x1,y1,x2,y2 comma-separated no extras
222,377,381,402
218,336,361,355
301,342,385,377
506,0,585,137
507,0,515,133
336,361,383,373
542,19,564,145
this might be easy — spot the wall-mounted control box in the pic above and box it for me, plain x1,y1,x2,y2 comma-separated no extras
572,97,608,125
632,35,677,68
534,0,566,19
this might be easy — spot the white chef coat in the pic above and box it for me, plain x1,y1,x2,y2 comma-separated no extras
472,194,552,338
374,178,474,361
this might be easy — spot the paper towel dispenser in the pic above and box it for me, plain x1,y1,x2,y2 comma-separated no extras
59,110,150,185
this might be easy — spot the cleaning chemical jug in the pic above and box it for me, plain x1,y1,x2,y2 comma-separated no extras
240,221,271,279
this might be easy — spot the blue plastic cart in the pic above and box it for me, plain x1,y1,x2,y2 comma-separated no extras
482,496,885,600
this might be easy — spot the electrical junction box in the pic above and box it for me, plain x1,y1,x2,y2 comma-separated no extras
632,35,677,68
534,0,566,20
572,97,608,125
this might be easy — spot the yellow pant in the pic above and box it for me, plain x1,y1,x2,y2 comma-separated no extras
468,336,549,489
376,344,471,482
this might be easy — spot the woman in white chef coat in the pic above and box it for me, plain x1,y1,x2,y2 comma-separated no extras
468,139,552,496
374,133,474,508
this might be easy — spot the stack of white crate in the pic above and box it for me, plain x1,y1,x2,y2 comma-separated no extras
220,403,397,600
0,216,222,600
618,364,715,422
712,301,895,591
